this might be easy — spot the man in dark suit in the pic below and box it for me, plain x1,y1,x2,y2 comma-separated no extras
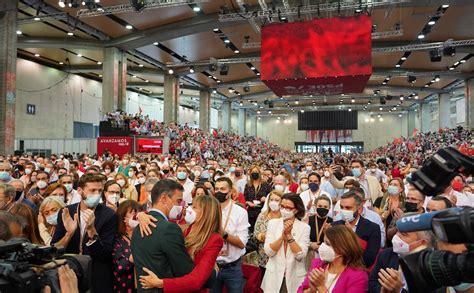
131,179,194,293
333,191,381,267
52,174,117,293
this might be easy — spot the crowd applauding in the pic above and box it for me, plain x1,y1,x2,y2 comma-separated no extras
0,126,473,293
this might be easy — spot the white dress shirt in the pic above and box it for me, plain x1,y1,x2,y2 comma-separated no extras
180,178,195,204
217,201,249,264
299,189,333,217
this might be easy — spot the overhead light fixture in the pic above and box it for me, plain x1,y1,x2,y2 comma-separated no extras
168,69,174,74
348,108,352,112
428,20,436,26
153,42,158,45
95,0,100,2
399,114,403,117
441,4,450,8
250,66,256,70
300,109,304,113
67,32,74,36
34,17,41,21
77,53,82,57
132,75,137,78
212,89,217,94
295,101,299,105
234,50,240,54
382,82,387,85
379,107,383,111
395,64,401,68
400,96,404,101
351,99,355,103
58,0,65,7
224,39,230,44
139,64,144,67
34,53,40,57
434,75,440,82
97,61,102,65
216,80,221,83
189,66,195,73
401,56,407,61
16,30,22,35
228,88,235,93
125,24,133,30
408,75,416,83
460,59,467,63
145,80,149,83
256,72,260,76
449,67,454,70
213,28,219,32
59,61,64,65
418,34,425,39
429,49,442,62
192,6,201,12
414,95,419,99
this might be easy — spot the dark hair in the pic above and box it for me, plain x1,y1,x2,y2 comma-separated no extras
36,170,50,179
282,193,305,220
9,203,44,245
192,184,209,198
350,159,365,168
344,179,360,189
77,174,103,189
116,200,141,236
102,180,122,203
430,196,453,209
352,187,365,200
264,168,274,175
216,177,233,189
341,190,363,207
101,161,115,171
308,172,321,182
325,225,365,269
151,179,184,204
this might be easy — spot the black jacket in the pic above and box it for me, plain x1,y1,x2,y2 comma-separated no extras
52,203,117,293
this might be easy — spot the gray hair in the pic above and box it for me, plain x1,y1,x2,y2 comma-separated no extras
0,184,16,199
144,177,159,190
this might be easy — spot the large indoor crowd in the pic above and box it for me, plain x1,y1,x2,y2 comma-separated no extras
0,125,473,293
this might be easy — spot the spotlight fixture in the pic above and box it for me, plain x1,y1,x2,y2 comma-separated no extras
192,5,201,12
59,61,64,65
234,50,240,54
209,64,217,71
250,66,256,70
168,69,174,74
400,95,404,101
434,75,440,82
442,4,450,8
418,34,425,39
407,75,416,84
97,61,102,65
67,32,74,36
224,39,230,44
58,0,65,7
189,66,195,73
428,20,436,26
125,24,133,30
443,46,456,56
430,49,442,62
153,42,158,45
220,64,229,75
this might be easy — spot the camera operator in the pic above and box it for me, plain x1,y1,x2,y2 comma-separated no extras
368,220,435,293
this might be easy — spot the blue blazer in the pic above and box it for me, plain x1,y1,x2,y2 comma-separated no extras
368,247,399,293
333,216,381,267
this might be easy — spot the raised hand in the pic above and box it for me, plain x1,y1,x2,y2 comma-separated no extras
62,209,78,235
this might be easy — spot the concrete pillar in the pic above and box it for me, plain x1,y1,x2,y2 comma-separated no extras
221,101,231,131
407,111,416,137
163,74,180,124
465,79,474,129
421,103,431,133
199,90,210,132
438,93,451,129
102,47,127,113
0,0,18,155
250,115,257,136
238,108,246,136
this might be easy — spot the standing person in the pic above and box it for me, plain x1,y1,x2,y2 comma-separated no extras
261,193,310,293
10,203,44,245
211,177,249,293
51,174,117,293
38,196,66,245
244,166,272,231
300,173,332,217
176,164,195,204
297,225,368,293
59,174,81,205
307,196,333,265
113,200,141,293
131,179,196,293
102,181,122,211
117,155,131,175
253,190,283,276
115,173,138,201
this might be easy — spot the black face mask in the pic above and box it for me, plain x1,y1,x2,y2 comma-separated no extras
405,202,419,213
316,207,329,218
234,171,242,177
162,169,169,174
251,172,260,180
215,192,228,203
15,190,23,201
267,177,273,184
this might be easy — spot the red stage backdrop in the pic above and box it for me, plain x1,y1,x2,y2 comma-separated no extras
97,136,132,157
261,15,372,96
135,137,164,154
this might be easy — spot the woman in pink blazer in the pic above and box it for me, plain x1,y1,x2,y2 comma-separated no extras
298,225,368,293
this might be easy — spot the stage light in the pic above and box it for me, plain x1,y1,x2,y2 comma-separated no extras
193,6,201,12
430,49,442,62
443,46,456,56
418,34,425,39
145,80,149,83
153,42,158,45
460,59,467,63
58,0,65,7
67,32,74,36
442,4,450,8
59,61,64,65
216,80,221,83
34,53,40,57
224,39,230,44
401,56,407,61
125,24,133,30
97,61,102,65
132,75,137,78
250,66,256,70
435,75,440,82
395,64,401,68
189,66,195,73
414,95,419,99
382,82,387,85
213,28,219,32
234,50,240,54
428,20,436,26
16,30,22,35
168,69,174,74
408,75,416,84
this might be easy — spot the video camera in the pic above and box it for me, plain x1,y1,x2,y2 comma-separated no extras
0,239,92,293
396,147,474,292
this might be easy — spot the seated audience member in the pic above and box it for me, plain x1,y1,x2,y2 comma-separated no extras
332,191,381,268
369,224,435,293
298,225,368,293
52,174,117,293
261,193,310,293
426,196,453,212
38,196,66,245
9,203,44,245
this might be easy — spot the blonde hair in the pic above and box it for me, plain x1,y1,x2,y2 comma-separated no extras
247,165,262,186
39,196,66,215
263,190,284,216
185,195,222,259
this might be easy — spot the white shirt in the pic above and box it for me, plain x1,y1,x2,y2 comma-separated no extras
236,177,247,194
180,178,195,204
366,169,388,183
299,189,333,217
455,191,474,207
67,190,82,206
362,206,386,247
217,201,249,264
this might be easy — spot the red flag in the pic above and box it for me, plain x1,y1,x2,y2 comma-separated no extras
412,128,418,137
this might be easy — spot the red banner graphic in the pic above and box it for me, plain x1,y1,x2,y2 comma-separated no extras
97,136,132,157
135,138,164,154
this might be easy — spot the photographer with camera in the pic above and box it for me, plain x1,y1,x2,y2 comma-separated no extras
51,174,117,293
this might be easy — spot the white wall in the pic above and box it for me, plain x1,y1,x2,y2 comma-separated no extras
15,59,219,140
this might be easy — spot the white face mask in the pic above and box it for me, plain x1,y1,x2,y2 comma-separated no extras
138,177,146,184
128,171,134,177
370,168,376,173
184,207,196,224
300,183,309,191
392,234,411,256
25,169,32,175
319,242,337,262
340,209,355,222
169,205,183,220
323,171,330,178
274,184,285,192
128,217,139,229
64,183,73,193
280,208,295,220
107,194,119,204
269,201,280,212
117,179,126,187
37,180,48,189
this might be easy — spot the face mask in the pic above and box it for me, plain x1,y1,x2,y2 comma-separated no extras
169,204,183,220
64,184,73,193
104,169,111,174
341,209,356,222
405,202,419,213
0,171,11,182
250,172,260,180
107,194,119,204
269,201,280,212
300,183,309,191
122,159,129,165
131,162,137,167
229,167,236,173
387,186,400,195
215,191,228,203
46,212,59,226
117,179,126,187
352,168,362,177
323,171,330,178
177,172,187,180
343,188,350,194
316,207,329,218
309,182,319,192
451,181,464,192
44,168,51,174
306,166,313,172
370,168,376,173
84,194,101,209
392,234,410,256
453,283,474,291
194,170,201,177
234,171,242,177
128,171,134,177
37,180,48,189
138,177,146,184
280,208,295,220
31,176,37,182
128,217,139,228
319,242,337,263
25,169,32,175
274,184,285,192
162,169,170,174
185,207,196,224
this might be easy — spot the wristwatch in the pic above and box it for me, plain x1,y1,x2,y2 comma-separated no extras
223,232,229,240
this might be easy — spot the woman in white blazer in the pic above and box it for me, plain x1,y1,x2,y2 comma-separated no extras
262,193,311,293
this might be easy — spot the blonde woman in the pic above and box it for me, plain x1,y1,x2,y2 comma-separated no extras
254,190,283,275
139,195,224,292
38,196,66,245
115,172,138,201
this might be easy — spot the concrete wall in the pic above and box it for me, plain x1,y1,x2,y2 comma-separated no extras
15,59,218,139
